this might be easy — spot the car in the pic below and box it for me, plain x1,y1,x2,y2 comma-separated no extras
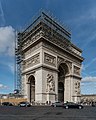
63,102,83,109
51,101,64,107
91,102,96,107
2,102,13,106
18,102,31,107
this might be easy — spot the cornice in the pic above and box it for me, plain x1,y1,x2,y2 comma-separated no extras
65,74,82,79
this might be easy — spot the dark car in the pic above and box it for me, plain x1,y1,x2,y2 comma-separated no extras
91,102,96,107
63,102,83,109
51,101,64,107
2,102,13,106
18,102,31,107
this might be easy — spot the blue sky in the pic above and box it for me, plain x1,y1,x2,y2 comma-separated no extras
0,0,96,94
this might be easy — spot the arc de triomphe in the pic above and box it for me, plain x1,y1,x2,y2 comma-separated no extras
17,12,84,104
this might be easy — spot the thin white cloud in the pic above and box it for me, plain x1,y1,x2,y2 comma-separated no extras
81,82,85,86
81,76,96,94
90,71,96,74
0,26,16,56
81,64,85,71
45,0,50,9
0,1,5,26
81,71,88,77
81,31,96,49
67,5,96,49
89,7,96,20
0,83,8,89
82,57,96,71
8,62,15,74
67,6,96,28
0,61,15,74
82,76,96,83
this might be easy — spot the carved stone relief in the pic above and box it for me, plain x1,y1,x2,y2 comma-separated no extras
22,53,40,70
46,74,55,92
57,56,72,73
42,26,82,58
24,42,42,58
74,66,80,75
75,81,80,95
22,31,43,50
69,46,81,56
57,57,65,66
43,27,70,51
43,42,81,66
66,60,72,73
44,52,56,67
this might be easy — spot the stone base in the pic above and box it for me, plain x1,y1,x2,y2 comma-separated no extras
46,92,56,104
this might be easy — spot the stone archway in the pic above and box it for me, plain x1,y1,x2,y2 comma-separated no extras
28,75,35,103
58,63,69,102
58,82,64,102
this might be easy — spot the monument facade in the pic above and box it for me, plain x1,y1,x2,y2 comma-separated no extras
17,12,84,104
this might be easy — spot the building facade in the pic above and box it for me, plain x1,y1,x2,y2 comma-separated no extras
17,12,83,104
81,94,96,105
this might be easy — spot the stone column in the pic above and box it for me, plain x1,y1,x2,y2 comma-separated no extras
64,75,74,102
26,82,30,102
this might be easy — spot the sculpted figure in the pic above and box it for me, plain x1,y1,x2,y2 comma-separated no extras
47,74,55,92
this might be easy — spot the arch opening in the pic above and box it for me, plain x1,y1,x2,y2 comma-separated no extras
58,63,69,102
28,75,35,103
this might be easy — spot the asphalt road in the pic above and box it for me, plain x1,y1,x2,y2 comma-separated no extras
0,106,96,120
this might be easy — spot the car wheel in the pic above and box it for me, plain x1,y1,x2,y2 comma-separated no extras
78,106,82,109
65,106,68,109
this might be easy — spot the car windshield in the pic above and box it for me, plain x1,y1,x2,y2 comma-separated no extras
20,102,26,104
66,102,76,105
56,102,60,103
3,102,10,104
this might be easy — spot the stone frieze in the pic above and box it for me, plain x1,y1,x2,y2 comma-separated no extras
22,53,40,70
44,52,56,67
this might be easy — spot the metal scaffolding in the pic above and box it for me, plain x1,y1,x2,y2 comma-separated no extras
15,32,23,94
15,11,72,94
